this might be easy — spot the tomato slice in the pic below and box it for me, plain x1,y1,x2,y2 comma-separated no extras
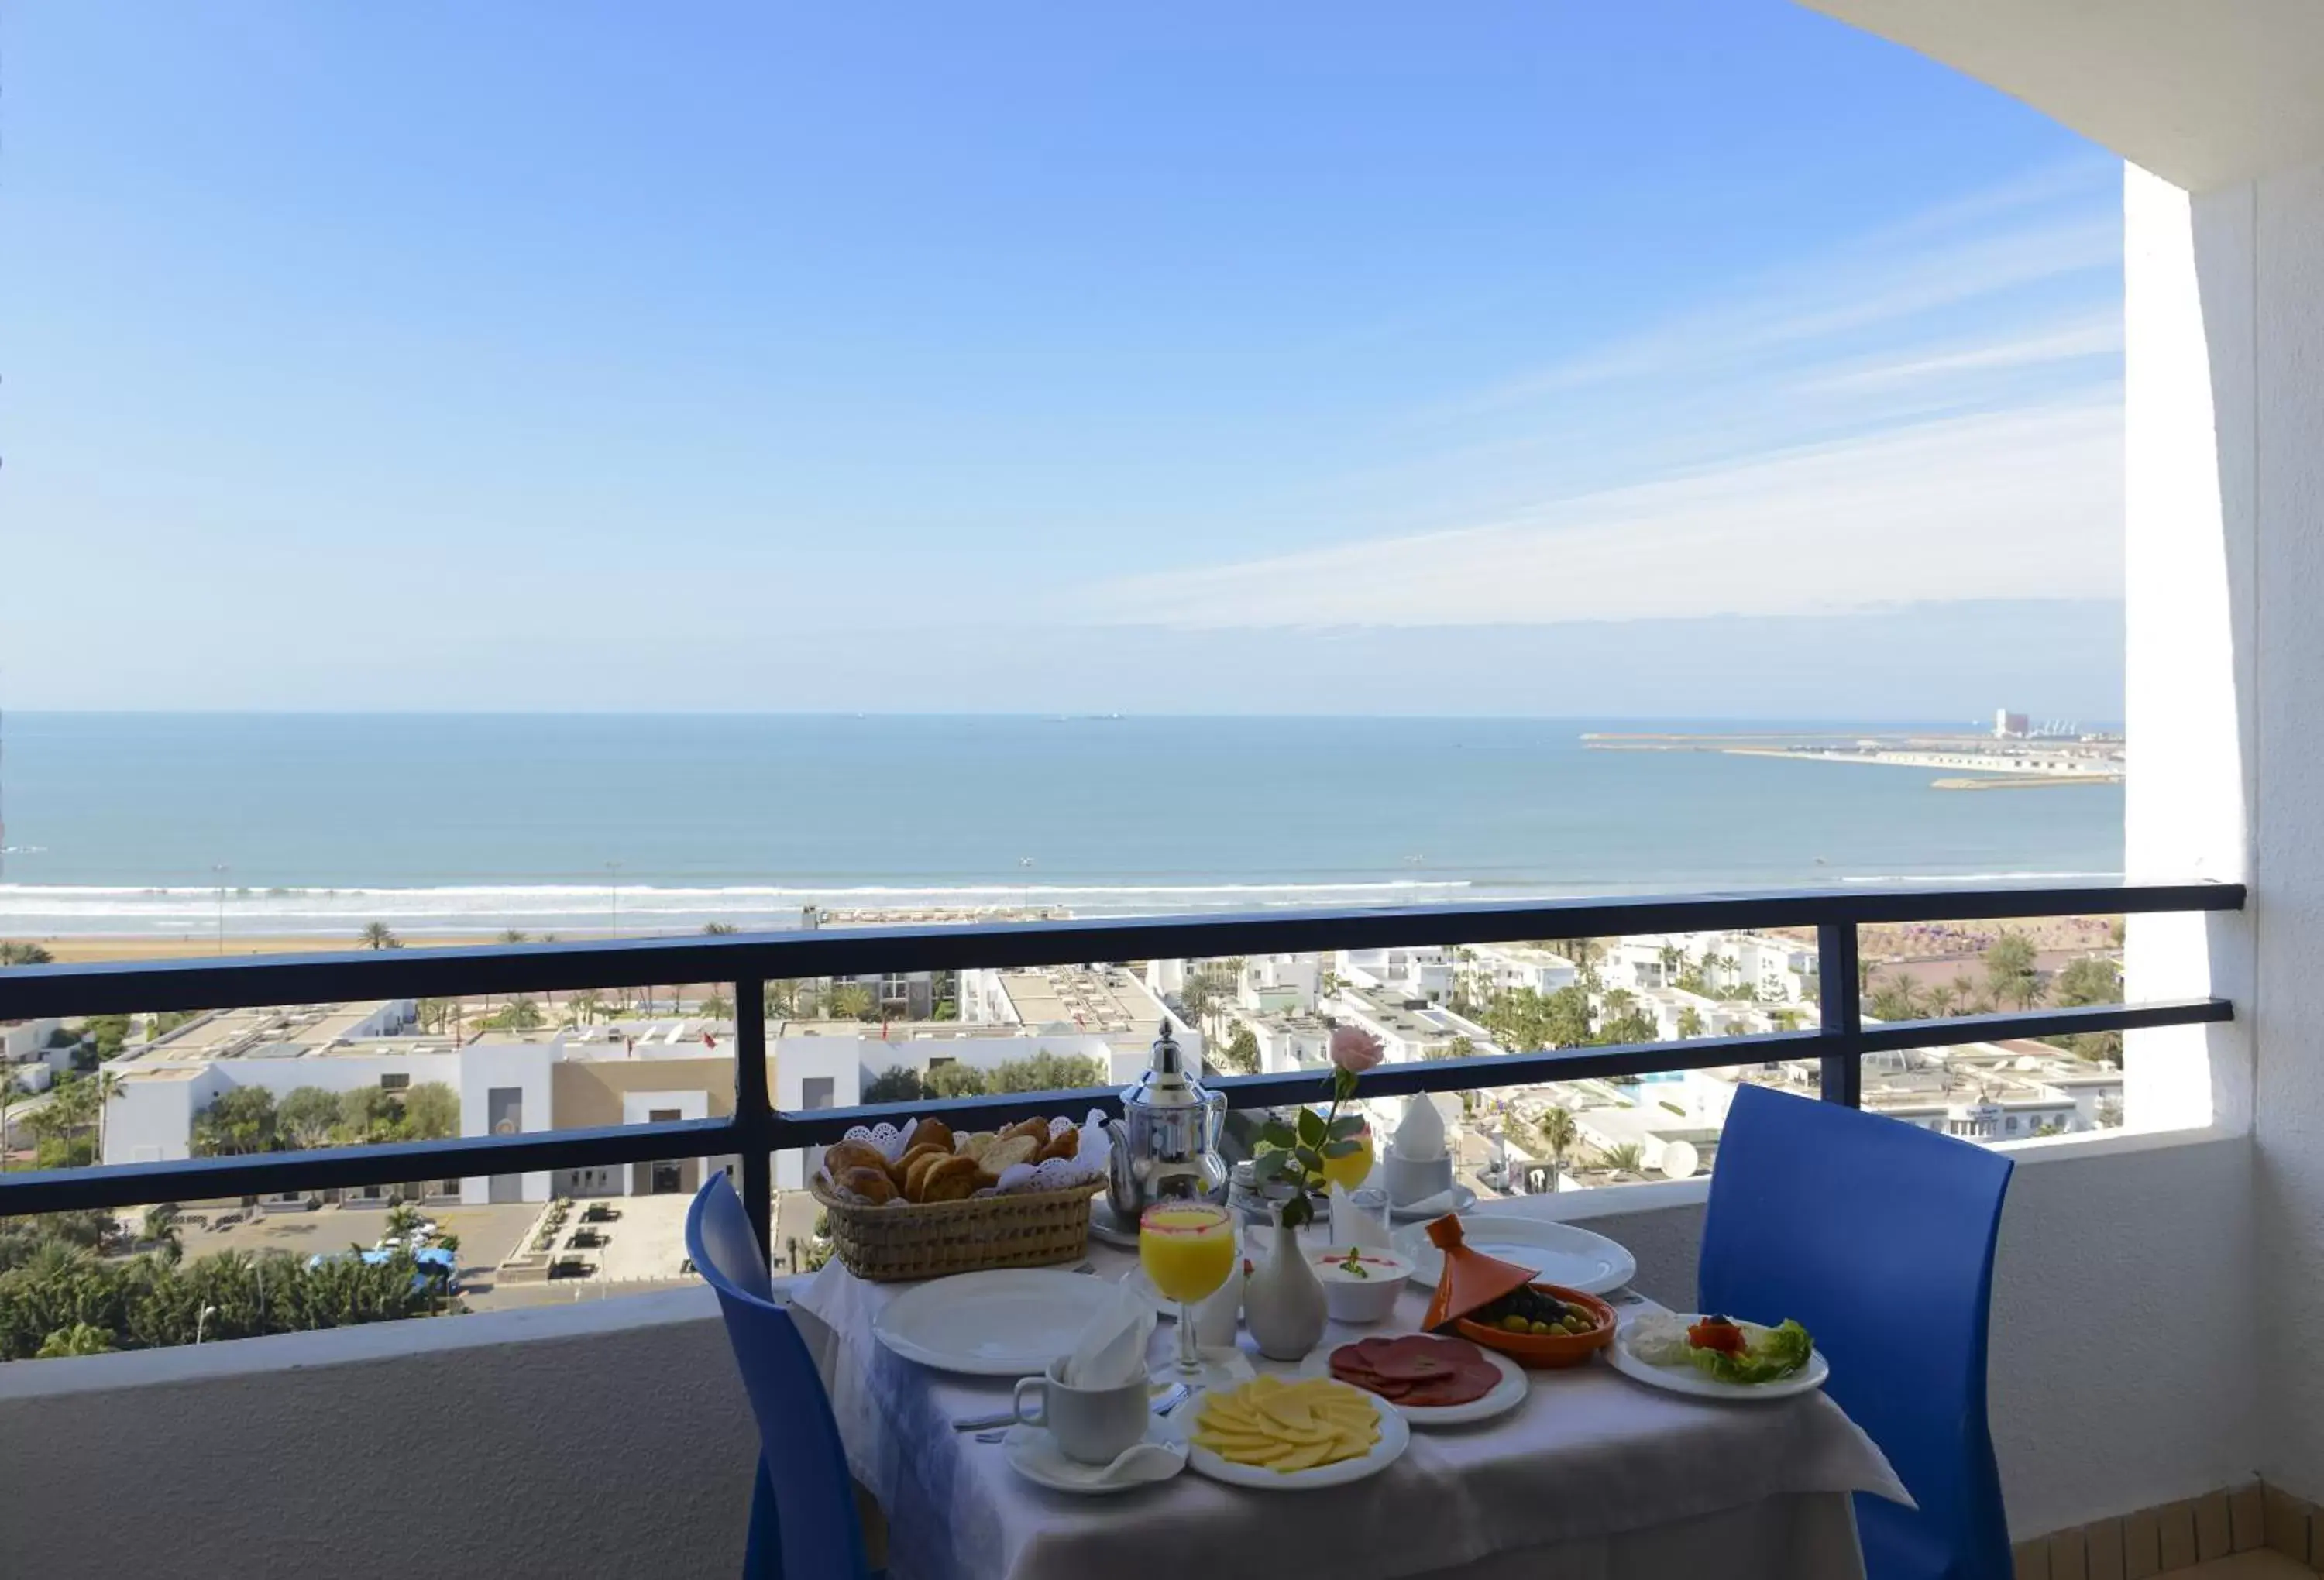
1688,1316,1746,1355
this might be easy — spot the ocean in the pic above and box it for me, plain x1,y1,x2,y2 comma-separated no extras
0,713,2125,939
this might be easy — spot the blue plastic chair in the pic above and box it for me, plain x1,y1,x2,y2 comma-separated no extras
1698,1083,2016,1580
686,1176,875,1580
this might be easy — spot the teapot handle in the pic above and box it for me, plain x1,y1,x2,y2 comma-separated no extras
1202,1086,1227,1149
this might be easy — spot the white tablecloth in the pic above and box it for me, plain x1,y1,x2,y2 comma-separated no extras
789,1245,1907,1580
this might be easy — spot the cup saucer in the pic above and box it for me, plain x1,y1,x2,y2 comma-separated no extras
1003,1419,1188,1495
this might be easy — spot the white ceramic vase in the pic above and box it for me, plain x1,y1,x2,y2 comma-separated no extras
1242,1203,1327,1361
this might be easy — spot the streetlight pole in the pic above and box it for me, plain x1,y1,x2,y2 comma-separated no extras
212,864,229,954
195,1304,218,1345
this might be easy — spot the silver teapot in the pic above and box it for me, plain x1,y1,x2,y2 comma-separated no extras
1104,1022,1228,1220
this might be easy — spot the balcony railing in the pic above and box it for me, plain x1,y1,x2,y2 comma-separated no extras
0,881,2244,1254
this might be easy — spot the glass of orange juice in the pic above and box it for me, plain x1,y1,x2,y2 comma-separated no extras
1140,1200,1237,1379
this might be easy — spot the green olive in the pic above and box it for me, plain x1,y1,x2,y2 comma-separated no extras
1501,1314,1529,1333
1528,1319,1552,1334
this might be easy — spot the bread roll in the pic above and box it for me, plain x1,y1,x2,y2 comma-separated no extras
983,1135,1039,1173
891,1142,949,1189
906,1117,955,1154
906,1149,957,1201
917,1155,982,1202
1033,1125,1080,1164
999,1117,1050,1147
820,1140,889,1180
837,1166,896,1204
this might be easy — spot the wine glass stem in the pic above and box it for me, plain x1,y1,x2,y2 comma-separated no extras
1176,1300,1202,1375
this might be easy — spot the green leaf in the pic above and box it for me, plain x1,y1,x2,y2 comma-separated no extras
1322,1139,1360,1158
1294,1145,1323,1172
1296,1108,1326,1147
1260,1120,1294,1150
1250,1151,1290,1183
1332,1066,1359,1102
1328,1113,1366,1140
1280,1195,1313,1229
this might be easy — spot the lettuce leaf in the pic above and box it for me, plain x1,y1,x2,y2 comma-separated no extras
1687,1318,1813,1384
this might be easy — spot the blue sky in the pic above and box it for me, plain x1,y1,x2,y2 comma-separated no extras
0,2,2124,717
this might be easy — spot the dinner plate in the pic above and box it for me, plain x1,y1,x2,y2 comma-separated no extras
872,1269,1153,1376
1298,1339,1528,1427
1179,1381,1411,1490
1387,1184,1478,1221
1605,1314,1830,1401
1392,1210,1637,1295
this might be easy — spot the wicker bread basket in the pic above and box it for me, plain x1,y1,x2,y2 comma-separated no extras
810,1175,1105,1282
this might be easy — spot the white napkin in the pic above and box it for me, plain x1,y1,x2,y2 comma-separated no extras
1395,1187,1464,1218
1328,1184,1394,1251
1064,1280,1150,1388
1391,1093,1448,1161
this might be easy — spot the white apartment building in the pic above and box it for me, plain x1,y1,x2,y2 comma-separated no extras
1239,953,1322,1014
1458,943,1578,999
1,1017,62,1064
1335,946,1455,1002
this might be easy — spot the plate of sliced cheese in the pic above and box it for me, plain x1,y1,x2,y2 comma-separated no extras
1181,1374,1410,1490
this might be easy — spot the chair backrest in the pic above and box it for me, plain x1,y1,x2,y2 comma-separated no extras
1699,1084,2015,1580
687,1176,871,1580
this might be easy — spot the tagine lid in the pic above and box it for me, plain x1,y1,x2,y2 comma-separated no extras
1420,1214,1538,1331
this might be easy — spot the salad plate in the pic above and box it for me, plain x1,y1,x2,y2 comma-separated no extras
1606,1312,1829,1401
875,1269,1153,1376
1394,1210,1635,1296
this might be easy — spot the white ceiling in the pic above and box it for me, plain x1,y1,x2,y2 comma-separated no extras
1802,0,2324,191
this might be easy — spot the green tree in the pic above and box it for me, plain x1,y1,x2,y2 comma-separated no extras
1604,1142,1645,1175
1536,1106,1579,1183
824,984,876,1022
861,1066,925,1104
416,998,462,1035
484,998,545,1031
384,1202,423,1238
562,991,603,1029
141,1204,183,1252
276,1087,342,1151
81,1015,132,1060
335,1087,402,1144
2049,954,2126,1063
400,1083,460,1141
0,941,55,966
359,922,402,951
1595,1008,1659,1046
1675,1006,1706,1039
91,1070,123,1163
191,1087,278,1156
702,922,739,936
1868,973,1924,1024
923,1061,991,1099
1924,982,1961,1018
989,1051,1106,1094
36,1322,115,1358
1215,1025,1262,1075
699,993,734,1020
497,929,531,945
1984,930,2041,1011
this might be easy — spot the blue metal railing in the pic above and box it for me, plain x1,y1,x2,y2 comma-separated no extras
0,881,2244,1252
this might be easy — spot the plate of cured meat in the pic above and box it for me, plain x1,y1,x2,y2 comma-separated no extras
1301,1333,1530,1427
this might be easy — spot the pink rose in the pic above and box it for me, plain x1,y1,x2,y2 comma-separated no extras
1329,1025,1385,1075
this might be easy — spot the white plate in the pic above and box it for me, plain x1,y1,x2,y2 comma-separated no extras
873,1269,1152,1376
1298,1338,1528,1427
1393,1210,1636,1296
1004,1419,1188,1495
1605,1314,1830,1401
1180,1380,1411,1490
1387,1184,1477,1221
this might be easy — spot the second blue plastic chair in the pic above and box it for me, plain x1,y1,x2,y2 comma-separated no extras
687,1175,875,1580
1699,1083,2016,1580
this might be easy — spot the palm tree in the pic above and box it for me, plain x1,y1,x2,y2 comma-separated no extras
700,993,734,1021
499,929,531,945
1675,1006,1706,1039
359,922,401,951
91,1070,124,1165
565,991,607,1028
1535,1107,1579,1188
1925,982,1961,1018
703,922,739,936
1604,1142,1645,1175
0,940,56,966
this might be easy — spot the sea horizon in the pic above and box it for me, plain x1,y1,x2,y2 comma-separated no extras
0,711,2126,938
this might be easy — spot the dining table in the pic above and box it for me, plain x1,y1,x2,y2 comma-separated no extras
787,1230,1908,1580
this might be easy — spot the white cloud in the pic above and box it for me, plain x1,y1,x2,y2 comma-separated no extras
1086,397,2123,628
1796,314,2121,394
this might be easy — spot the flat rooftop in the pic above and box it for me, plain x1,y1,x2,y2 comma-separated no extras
995,967,1166,1036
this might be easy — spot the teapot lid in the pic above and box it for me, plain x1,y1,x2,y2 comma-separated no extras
1122,1021,1205,1109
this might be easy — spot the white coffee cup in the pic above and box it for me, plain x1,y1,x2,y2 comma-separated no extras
1384,1152,1455,1207
1012,1356,1149,1464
